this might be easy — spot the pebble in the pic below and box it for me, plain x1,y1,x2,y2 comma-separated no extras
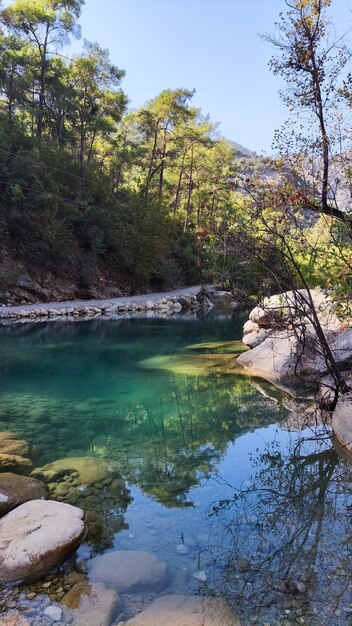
5,600,17,608
176,543,191,555
43,605,62,621
193,570,207,582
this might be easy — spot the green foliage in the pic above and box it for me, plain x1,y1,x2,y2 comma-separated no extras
0,1,243,289
0,0,349,305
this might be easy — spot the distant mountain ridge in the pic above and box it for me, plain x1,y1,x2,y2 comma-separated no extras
228,140,255,157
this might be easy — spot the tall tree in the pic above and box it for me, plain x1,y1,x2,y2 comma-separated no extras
263,0,351,224
136,89,195,204
0,33,29,129
1,0,84,142
69,41,127,168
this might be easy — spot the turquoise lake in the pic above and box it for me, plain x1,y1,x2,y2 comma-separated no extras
0,313,352,625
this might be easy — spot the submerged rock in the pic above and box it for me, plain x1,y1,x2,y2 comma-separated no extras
43,605,62,622
140,352,246,377
1,611,30,625
31,455,110,485
0,432,34,475
0,472,48,516
0,499,86,583
0,432,33,458
61,581,120,626
124,594,239,625
0,453,33,475
89,550,168,593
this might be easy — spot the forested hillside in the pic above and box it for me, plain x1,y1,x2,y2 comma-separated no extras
0,0,351,309
0,0,242,302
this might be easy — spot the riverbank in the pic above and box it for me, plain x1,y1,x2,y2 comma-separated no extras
237,288,352,462
0,285,239,323
0,286,202,322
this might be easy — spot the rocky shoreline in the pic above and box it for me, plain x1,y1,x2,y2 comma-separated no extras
0,429,240,626
237,289,352,459
0,285,238,323
0,286,241,626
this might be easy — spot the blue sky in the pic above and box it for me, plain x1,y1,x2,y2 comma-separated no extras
75,0,352,153
4,0,352,152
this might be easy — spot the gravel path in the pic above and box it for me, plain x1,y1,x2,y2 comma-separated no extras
0,285,202,316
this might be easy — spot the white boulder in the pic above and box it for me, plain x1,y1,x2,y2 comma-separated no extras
0,500,86,582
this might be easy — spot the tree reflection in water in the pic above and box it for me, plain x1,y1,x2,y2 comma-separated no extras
209,426,352,625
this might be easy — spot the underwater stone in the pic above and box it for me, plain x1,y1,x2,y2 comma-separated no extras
43,605,62,622
31,456,111,486
0,453,33,475
89,550,168,593
124,594,239,626
61,581,119,626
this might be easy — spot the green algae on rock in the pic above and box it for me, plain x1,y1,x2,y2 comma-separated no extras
139,352,248,377
61,580,120,626
31,456,111,485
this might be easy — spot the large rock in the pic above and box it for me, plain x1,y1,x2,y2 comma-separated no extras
0,432,34,475
0,432,33,458
331,328,352,367
316,371,352,410
61,581,119,626
198,286,235,309
249,289,341,331
124,594,239,626
0,472,48,516
0,453,33,475
332,391,352,461
242,320,273,348
89,550,168,593
13,274,51,303
237,330,324,389
239,299,352,389
0,500,86,583
31,456,110,486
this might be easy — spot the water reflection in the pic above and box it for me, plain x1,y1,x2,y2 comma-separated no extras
1,317,352,624
209,427,352,625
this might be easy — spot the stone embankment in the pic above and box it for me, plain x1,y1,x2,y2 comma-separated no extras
237,289,352,460
0,284,237,323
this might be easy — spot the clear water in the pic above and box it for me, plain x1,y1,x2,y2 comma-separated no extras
0,314,352,625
